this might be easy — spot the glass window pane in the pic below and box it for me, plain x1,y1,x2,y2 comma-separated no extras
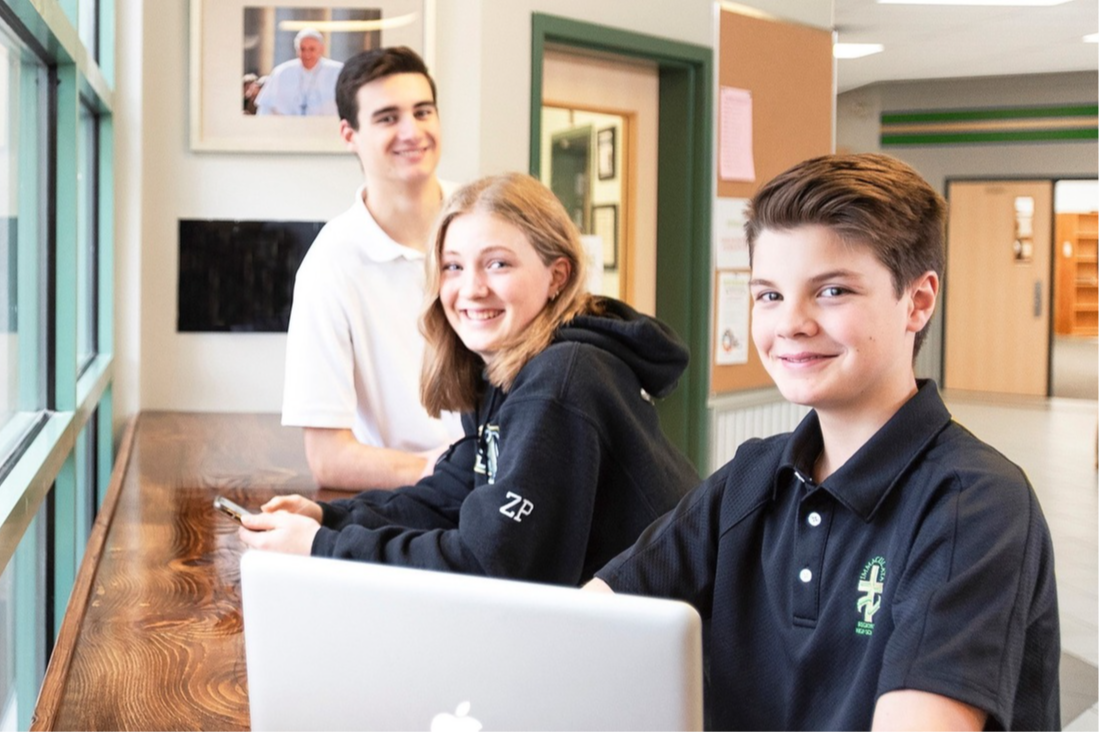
0,507,47,732
0,40,17,430
78,0,98,61
76,103,97,372
75,420,96,562
0,551,14,731
0,25,47,468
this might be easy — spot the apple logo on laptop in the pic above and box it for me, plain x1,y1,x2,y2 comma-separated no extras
430,701,482,732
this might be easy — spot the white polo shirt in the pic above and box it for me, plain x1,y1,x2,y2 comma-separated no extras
282,184,463,452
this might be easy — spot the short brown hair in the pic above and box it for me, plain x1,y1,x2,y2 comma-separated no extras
744,153,945,356
336,46,437,128
420,173,599,417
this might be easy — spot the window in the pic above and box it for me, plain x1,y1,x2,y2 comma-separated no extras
0,1,115,727
75,417,97,559
0,507,48,731
0,41,19,451
76,102,97,374
0,21,47,474
78,0,98,61
0,556,14,729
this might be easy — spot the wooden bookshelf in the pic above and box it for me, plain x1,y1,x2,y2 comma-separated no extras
1055,212,1099,337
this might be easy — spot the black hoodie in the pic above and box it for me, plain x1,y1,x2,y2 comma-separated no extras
311,298,700,586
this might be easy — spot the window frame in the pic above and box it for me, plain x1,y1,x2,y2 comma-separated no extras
0,1,114,729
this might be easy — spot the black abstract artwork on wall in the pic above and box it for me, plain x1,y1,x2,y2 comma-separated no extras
178,219,322,332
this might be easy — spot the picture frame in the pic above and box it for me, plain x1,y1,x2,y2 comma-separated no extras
592,204,619,270
596,126,616,180
189,0,433,153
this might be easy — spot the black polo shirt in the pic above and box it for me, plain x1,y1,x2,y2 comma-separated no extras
596,381,1059,731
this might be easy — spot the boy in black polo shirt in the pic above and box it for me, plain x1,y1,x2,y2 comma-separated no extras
588,154,1060,731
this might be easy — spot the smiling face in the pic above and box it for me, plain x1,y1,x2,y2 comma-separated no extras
439,211,570,363
297,37,324,70
749,225,937,421
340,72,440,188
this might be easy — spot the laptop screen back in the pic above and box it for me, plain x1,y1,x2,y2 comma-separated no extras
240,551,702,731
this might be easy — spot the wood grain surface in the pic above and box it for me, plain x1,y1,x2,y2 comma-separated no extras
32,412,329,731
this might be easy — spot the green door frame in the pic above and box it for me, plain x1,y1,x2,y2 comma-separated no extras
529,13,713,471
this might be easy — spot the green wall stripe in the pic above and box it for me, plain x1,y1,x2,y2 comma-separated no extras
881,120,1096,135
882,128,1098,145
882,105,1098,124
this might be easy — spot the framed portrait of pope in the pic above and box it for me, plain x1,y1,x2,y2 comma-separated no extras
190,0,431,153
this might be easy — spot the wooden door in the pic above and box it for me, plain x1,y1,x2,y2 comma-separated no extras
945,180,1053,396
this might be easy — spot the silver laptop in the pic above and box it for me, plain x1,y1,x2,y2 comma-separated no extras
240,551,703,731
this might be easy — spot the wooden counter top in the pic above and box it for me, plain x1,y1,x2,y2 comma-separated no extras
31,412,335,731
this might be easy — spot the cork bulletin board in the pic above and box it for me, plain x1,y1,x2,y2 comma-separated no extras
711,8,834,395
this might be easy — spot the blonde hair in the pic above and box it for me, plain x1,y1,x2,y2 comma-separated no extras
421,173,599,417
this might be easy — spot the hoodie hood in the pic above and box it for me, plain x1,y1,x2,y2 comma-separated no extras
555,297,689,399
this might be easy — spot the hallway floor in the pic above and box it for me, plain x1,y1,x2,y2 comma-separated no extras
1052,336,1098,401
942,392,1097,728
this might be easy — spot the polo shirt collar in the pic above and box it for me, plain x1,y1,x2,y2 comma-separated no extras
775,380,953,521
351,184,427,263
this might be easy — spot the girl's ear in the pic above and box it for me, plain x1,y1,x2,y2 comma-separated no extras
549,257,572,295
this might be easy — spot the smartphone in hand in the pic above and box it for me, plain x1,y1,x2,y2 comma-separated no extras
213,495,254,524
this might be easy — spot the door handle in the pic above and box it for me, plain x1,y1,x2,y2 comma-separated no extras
1033,280,1042,318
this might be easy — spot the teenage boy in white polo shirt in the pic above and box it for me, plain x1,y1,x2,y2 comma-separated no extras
283,47,462,491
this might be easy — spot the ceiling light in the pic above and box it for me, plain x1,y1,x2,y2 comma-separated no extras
1085,33,1099,43
834,43,884,59
878,0,1070,5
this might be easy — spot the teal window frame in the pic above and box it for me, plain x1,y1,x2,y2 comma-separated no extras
0,1,114,729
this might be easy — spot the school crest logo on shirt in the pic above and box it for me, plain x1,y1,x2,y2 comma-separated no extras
855,556,886,636
474,424,501,484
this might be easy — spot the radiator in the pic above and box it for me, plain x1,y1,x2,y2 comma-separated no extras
708,388,810,474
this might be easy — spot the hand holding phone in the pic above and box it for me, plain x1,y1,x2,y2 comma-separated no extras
213,495,254,524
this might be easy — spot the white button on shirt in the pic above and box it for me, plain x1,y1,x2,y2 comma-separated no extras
807,511,822,527
799,568,813,583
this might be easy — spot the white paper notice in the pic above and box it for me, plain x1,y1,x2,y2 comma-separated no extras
719,87,755,182
579,235,604,294
715,271,750,366
713,197,751,270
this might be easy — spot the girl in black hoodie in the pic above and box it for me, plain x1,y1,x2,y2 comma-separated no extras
240,173,699,586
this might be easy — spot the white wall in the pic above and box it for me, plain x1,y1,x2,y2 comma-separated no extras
116,0,366,423
1056,180,1099,213
114,0,832,429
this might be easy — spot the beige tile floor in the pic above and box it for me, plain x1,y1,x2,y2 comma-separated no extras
1051,337,1098,401
942,392,1098,729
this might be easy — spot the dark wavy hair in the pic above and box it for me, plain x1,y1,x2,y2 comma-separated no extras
335,46,437,128
745,153,946,356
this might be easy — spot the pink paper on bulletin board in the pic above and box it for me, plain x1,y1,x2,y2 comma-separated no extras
719,86,756,182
